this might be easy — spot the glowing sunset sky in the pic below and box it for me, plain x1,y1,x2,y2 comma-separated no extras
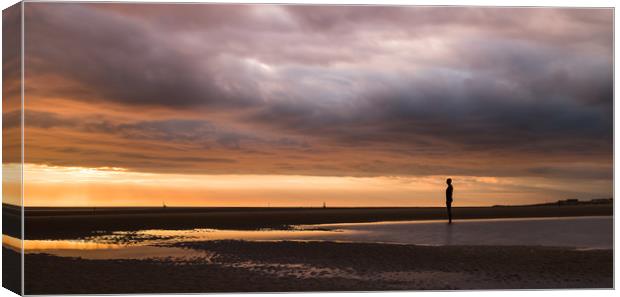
3,3,613,206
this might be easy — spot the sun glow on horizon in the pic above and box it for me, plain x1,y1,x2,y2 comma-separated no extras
0,163,608,208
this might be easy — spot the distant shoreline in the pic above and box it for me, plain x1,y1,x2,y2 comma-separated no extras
2,198,613,211
3,204,612,240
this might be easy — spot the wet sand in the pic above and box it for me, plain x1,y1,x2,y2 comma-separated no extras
21,241,612,294
6,204,612,239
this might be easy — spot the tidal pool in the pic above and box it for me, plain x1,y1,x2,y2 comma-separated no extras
4,216,612,260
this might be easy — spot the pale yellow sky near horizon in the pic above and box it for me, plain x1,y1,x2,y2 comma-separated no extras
2,163,612,207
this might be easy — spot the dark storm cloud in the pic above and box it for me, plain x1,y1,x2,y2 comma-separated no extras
246,61,611,157
24,4,260,108
23,3,612,180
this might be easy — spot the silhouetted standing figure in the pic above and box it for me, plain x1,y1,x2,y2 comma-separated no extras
446,178,453,224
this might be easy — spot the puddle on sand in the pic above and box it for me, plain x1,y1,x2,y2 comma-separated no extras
2,227,342,260
229,261,358,280
2,234,212,260
86,228,347,245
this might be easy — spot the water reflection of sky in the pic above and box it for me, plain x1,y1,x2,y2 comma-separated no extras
3,216,612,260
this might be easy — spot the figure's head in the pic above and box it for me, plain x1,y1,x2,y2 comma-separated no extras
446,178,452,185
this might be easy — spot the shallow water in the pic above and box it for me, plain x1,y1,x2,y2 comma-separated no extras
303,216,613,249
4,216,612,260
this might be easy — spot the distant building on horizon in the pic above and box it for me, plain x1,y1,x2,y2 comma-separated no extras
556,198,612,206
557,199,579,206
590,198,613,204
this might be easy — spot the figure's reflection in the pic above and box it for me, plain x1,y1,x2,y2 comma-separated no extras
444,223,453,245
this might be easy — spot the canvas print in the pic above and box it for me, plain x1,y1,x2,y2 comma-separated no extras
2,1,614,294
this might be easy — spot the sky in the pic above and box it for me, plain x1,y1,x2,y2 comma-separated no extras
3,3,613,207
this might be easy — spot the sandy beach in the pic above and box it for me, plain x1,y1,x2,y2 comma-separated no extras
20,240,612,294
4,204,612,293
